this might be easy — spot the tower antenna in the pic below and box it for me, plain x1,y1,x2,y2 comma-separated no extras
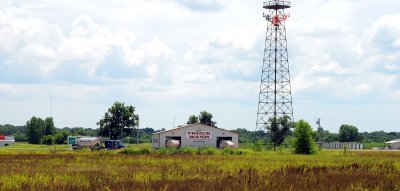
256,0,294,140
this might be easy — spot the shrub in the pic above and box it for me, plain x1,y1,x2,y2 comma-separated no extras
120,148,151,155
293,120,317,155
179,147,198,155
53,133,67,144
200,147,217,155
254,139,265,151
41,135,54,145
222,148,245,155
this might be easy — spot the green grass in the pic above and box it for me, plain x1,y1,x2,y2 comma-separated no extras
363,142,386,149
0,142,70,151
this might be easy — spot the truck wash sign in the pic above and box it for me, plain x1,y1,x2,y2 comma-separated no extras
186,131,212,140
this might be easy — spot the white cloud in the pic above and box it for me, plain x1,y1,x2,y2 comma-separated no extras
172,0,225,12
1,1,400,131
0,8,179,83
384,63,400,71
0,7,64,51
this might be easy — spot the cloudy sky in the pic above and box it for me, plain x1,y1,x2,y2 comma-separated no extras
0,0,399,133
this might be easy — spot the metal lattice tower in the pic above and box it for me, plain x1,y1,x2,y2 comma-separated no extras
256,0,294,132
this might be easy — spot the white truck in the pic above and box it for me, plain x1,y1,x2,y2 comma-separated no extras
68,136,103,150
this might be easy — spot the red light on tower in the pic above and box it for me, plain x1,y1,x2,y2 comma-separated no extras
271,13,290,26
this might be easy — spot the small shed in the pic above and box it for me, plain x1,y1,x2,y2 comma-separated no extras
0,135,15,147
385,139,400,150
152,124,239,149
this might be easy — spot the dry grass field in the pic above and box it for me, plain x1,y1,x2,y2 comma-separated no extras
0,147,399,191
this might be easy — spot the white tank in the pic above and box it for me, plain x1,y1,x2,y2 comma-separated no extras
166,140,180,148
77,138,101,147
220,141,235,149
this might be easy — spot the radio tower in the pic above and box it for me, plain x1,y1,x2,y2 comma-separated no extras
256,1,294,133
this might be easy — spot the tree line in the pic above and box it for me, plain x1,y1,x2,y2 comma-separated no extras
1,121,398,145
1,102,399,146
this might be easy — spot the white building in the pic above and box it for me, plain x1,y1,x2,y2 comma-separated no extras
0,135,15,147
152,124,239,149
385,139,400,150
318,142,363,150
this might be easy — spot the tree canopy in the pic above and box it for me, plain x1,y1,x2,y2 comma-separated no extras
198,111,216,126
186,111,216,126
187,115,199,125
293,120,317,155
267,115,293,150
97,102,139,140
339,124,359,142
26,116,55,144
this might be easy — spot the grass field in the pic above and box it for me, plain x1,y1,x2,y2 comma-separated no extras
0,144,399,191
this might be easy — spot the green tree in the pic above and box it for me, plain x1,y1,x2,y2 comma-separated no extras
97,102,139,140
53,130,70,144
26,117,45,144
187,115,199,124
41,135,54,145
339,124,359,142
293,120,317,155
198,111,216,126
43,117,55,136
267,115,293,151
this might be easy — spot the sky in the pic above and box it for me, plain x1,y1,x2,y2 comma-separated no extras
0,0,399,133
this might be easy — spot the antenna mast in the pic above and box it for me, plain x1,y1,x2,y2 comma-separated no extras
256,0,294,132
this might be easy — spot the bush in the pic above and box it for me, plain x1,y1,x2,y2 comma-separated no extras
200,147,217,155
222,148,246,155
293,120,317,155
41,135,54,145
120,148,151,155
253,139,265,151
14,133,28,142
179,147,198,155
53,132,69,144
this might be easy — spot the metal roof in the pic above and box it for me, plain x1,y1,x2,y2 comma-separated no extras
152,123,239,135
385,139,400,144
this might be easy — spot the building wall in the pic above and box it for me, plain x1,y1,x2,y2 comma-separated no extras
0,140,15,147
152,124,239,148
390,142,400,149
0,136,15,147
319,142,363,150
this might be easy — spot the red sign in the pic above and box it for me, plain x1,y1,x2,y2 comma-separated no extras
186,131,212,140
0,136,5,140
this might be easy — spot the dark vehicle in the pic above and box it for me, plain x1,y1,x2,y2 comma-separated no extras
105,140,125,150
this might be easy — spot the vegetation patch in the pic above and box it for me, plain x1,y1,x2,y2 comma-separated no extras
1,149,399,190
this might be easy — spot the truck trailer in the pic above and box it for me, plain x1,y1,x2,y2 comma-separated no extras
68,136,102,150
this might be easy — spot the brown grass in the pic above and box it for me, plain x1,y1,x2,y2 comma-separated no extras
0,150,399,191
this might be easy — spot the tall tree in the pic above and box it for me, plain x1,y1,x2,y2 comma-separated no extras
43,117,55,136
339,124,359,142
198,111,216,126
293,120,317,155
97,102,139,140
187,115,199,124
267,115,293,151
26,117,45,144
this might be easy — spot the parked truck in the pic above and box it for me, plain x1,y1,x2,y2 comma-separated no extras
105,140,125,150
68,136,103,150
